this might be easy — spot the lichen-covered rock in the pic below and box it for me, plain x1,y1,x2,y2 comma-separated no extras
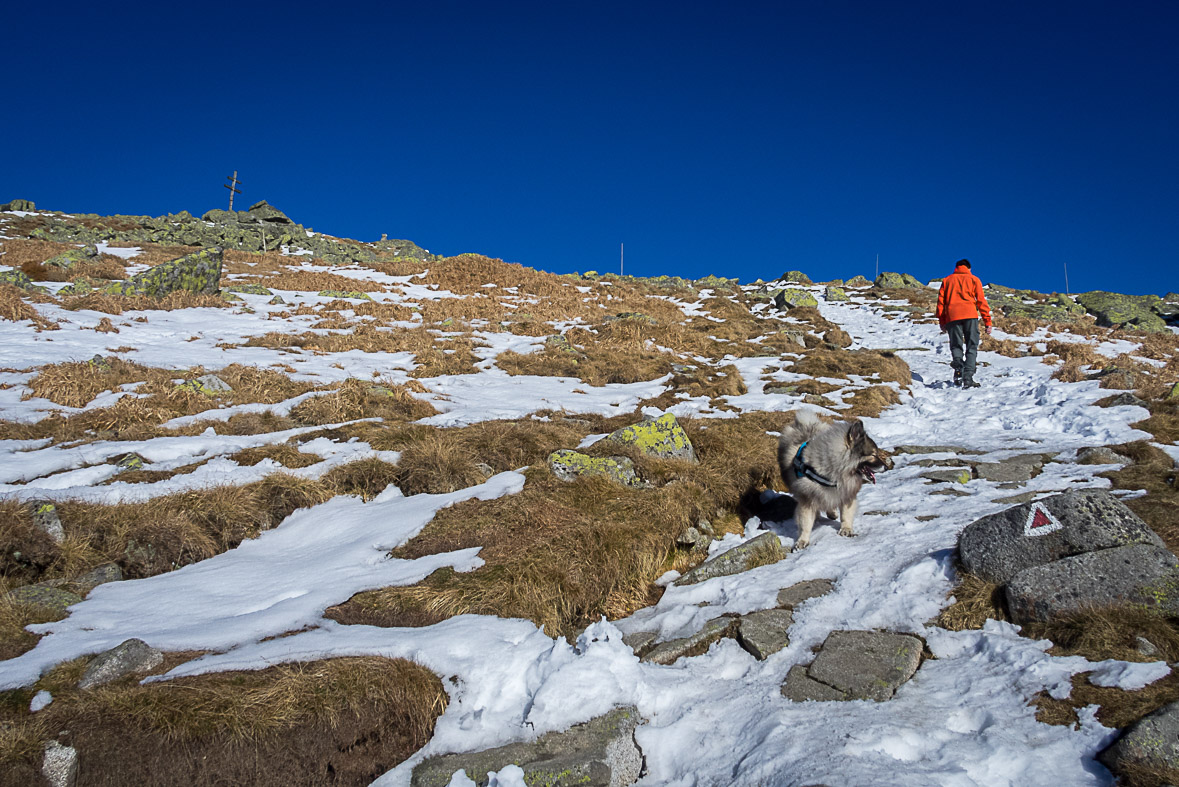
268,295,286,305
411,706,643,787
1075,290,1168,333
223,282,274,296
1,199,36,211
845,275,871,287
73,562,122,594
548,450,642,487
103,247,222,297
824,285,849,301
773,288,819,310
177,374,232,396
0,269,50,293
990,292,1085,323
605,413,697,463
8,586,82,618
674,532,786,586
782,630,923,702
246,200,293,223
78,637,164,689
874,272,924,289
642,616,738,664
1076,446,1132,466
87,354,112,372
42,741,77,787
115,452,146,470
920,468,972,485
1005,544,1179,624
43,246,97,269
780,271,813,284
57,277,96,295
1100,700,1179,779
958,489,1164,585
28,501,65,543
317,289,374,301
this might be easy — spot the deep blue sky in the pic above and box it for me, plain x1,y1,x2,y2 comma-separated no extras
5,2,1176,295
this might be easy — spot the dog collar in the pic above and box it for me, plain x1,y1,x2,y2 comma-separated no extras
792,441,836,487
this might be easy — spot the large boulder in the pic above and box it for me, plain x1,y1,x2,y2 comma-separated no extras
411,706,643,787
548,450,642,487
0,269,50,293
246,200,294,224
874,272,924,289
1005,544,1179,624
844,275,871,287
605,413,697,463
673,532,786,586
43,246,97,269
78,638,164,689
781,630,923,702
1075,290,1169,333
958,490,1163,584
1100,700,1179,779
1,199,36,211
773,288,818,311
104,247,222,297
824,285,849,302
780,271,813,284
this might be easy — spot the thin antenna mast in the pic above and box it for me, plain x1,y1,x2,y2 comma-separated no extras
620,242,624,276
1064,262,1070,295
875,253,879,280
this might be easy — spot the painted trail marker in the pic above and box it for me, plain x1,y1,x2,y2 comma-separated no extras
1023,502,1063,537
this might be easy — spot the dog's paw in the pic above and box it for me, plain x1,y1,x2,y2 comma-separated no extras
792,538,809,551
838,526,856,537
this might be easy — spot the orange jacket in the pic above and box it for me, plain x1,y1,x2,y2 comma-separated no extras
936,264,992,328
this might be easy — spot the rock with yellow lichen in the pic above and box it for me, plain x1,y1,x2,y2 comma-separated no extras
605,412,697,463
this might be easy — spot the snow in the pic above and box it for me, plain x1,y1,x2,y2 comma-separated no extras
0,267,1173,786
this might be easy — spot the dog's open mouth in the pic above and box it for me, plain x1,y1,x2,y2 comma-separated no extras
857,462,878,485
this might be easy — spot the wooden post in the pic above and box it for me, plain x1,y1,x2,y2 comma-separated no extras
224,171,243,211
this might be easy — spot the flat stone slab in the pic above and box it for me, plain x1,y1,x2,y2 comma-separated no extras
958,489,1164,584
781,664,848,702
806,630,923,701
776,578,835,609
1100,699,1179,777
1005,544,1179,624
972,459,1041,484
8,586,82,618
411,706,643,787
641,616,737,665
894,445,983,455
78,638,164,689
920,469,973,484
736,608,794,660
673,532,785,586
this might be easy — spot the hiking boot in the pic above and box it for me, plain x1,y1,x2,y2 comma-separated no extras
963,380,981,389
952,369,962,387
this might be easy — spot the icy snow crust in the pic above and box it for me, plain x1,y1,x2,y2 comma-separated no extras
0,275,1164,786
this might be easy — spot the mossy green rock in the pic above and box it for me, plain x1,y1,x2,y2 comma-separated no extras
0,269,50,293
58,277,96,296
874,272,924,289
825,286,849,302
773,288,819,310
411,706,643,787
845,275,871,287
8,585,82,618
176,374,232,396
44,246,97,269
780,270,813,284
103,247,223,297
223,283,274,296
1,199,35,211
317,290,374,301
548,450,642,487
606,412,697,462
1075,290,1168,333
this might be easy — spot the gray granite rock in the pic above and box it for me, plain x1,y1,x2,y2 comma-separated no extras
641,616,737,665
1102,392,1148,409
9,585,82,618
1005,544,1179,624
411,706,643,787
1100,700,1179,778
781,664,848,702
547,450,642,487
74,562,123,594
736,608,794,660
28,501,65,543
958,489,1164,585
605,413,697,463
972,458,1042,484
78,638,164,689
894,445,982,455
673,532,785,586
920,469,973,484
776,578,835,609
806,630,923,701
42,741,77,787
1077,446,1132,466
621,629,658,657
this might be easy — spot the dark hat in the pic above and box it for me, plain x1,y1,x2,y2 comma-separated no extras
955,259,971,269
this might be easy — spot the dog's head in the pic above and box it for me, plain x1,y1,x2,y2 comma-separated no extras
846,419,894,485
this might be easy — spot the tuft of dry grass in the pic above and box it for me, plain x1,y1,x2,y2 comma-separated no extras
791,348,912,387
391,432,486,495
932,572,1009,631
1033,670,1179,737
0,656,446,786
0,284,57,331
842,384,902,418
288,379,438,425
1024,607,1179,664
1099,441,1179,549
61,291,231,314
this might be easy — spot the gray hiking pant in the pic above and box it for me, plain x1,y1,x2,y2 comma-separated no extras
947,318,980,384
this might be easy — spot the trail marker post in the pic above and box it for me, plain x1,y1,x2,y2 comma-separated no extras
224,171,243,211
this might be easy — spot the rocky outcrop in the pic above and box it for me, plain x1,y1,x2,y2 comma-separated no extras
411,706,644,787
104,247,223,297
1076,290,1169,333
605,413,697,463
1100,700,1179,780
547,450,642,487
782,630,923,702
780,271,813,284
43,246,97,269
958,490,1164,585
78,638,164,689
988,292,1085,323
824,285,849,301
874,272,924,289
0,269,49,293
845,275,871,287
1,199,36,212
773,288,819,310
673,532,786,586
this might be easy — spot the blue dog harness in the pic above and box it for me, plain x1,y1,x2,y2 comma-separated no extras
792,441,836,487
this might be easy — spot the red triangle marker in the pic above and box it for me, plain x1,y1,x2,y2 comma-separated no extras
1030,509,1052,529
1023,502,1063,537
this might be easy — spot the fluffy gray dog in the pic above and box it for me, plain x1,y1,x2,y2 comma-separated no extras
777,411,893,549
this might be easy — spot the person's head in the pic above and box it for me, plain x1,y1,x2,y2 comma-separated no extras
955,258,972,269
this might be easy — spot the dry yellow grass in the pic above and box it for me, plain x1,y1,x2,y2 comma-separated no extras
791,348,912,387
61,291,231,314
932,572,1009,631
0,284,57,331
253,270,386,293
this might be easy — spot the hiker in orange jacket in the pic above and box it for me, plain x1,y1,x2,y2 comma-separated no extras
936,259,992,388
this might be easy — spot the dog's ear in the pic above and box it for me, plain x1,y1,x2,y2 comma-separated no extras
846,419,865,446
